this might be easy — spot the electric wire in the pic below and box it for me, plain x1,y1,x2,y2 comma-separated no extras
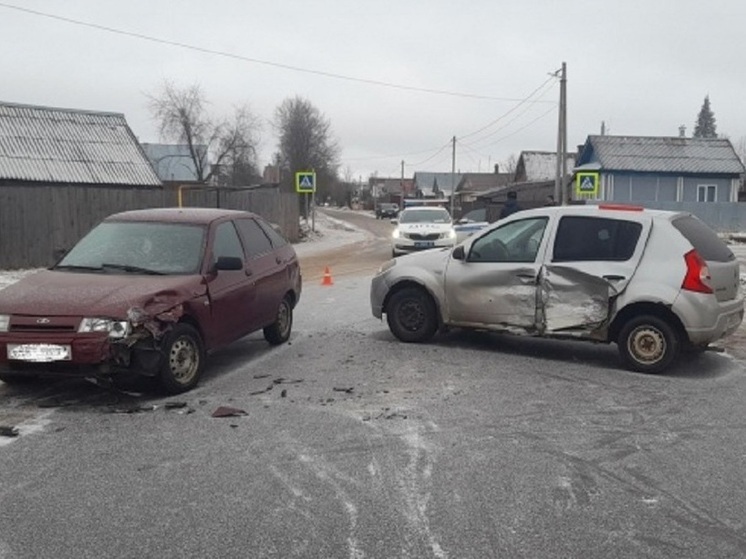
0,2,556,104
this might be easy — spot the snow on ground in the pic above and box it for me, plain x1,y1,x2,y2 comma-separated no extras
292,208,373,257
0,209,372,291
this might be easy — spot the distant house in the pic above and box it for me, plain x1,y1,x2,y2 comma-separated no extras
514,150,576,183
140,143,202,186
455,165,512,202
368,177,415,205
0,101,162,188
412,172,463,199
574,135,745,203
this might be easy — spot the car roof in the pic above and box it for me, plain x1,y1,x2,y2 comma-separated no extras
104,207,257,225
514,204,684,221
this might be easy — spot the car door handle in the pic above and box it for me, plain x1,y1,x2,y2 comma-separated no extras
603,275,625,281
516,273,536,283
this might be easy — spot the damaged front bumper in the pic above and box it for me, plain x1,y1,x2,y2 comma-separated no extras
0,301,186,382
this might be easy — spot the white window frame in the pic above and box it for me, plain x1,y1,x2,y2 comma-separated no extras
697,184,717,202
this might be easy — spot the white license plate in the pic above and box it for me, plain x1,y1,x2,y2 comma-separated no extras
7,343,72,362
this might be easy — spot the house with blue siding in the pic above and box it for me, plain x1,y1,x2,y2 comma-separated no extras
574,135,745,204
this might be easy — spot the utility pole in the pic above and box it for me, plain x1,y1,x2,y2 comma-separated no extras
554,62,567,204
450,136,456,217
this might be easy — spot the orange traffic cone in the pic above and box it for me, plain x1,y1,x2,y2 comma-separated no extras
321,266,334,286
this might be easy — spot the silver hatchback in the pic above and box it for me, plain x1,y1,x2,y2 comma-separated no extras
371,204,744,373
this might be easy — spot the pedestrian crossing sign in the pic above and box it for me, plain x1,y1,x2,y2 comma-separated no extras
575,172,599,196
295,171,316,193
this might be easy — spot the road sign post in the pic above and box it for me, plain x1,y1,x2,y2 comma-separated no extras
296,171,317,232
575,172,599,197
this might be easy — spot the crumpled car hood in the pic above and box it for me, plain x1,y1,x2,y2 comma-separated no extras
394,247,452,271
0,269,206,317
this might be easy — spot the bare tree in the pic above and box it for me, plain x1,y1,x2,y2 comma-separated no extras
502,153,518,179
148,81,261,184
274,96,339,207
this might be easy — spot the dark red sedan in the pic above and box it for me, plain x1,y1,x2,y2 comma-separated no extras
0,207,302,393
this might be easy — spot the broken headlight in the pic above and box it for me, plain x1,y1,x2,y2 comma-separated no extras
78,318,131,339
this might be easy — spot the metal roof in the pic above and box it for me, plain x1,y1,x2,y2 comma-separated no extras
0,101,162,186
578,135,745,175
517,151,576,181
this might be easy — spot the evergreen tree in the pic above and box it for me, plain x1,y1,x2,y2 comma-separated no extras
693,95,717,138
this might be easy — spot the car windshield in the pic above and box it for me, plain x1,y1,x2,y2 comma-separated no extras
460,208,486,222
399,209,451,224
55,221,207,275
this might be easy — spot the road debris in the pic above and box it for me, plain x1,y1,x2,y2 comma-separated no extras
0,425,20,437
211,406,247,418
273,378,303,385
164,401,188,409
110,404,159,414
333,387,354,394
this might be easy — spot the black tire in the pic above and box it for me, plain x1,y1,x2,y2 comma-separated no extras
263,295,293,345
617,315,680,374
158,323,205,394
385,287,438,343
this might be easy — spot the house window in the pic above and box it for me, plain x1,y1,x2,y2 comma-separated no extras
697,184,717,202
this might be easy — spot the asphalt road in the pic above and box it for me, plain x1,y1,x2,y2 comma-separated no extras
1,209,746,558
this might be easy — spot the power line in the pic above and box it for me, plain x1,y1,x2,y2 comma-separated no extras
459,75,557,142
0,2,556,104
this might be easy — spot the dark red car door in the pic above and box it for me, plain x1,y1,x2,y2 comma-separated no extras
202,219,256,349
234,217,288,329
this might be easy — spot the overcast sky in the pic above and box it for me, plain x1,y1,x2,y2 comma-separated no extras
2,0,745,180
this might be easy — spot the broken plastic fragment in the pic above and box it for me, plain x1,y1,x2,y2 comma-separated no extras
211,406,247,418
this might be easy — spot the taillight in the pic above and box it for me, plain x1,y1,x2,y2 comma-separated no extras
682,249,713,294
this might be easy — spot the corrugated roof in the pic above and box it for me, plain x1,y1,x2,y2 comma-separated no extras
456,172,512,193
517,151,576,182
580,135,745,175
0,101,162,186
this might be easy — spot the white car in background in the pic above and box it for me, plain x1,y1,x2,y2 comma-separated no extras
391,206,457,257
454,208,490,242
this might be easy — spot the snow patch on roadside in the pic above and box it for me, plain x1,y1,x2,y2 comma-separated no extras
293,211,372,257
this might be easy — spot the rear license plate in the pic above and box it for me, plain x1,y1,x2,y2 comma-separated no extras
414,241,435,248
7,343,72,362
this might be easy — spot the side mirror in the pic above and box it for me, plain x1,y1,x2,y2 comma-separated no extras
452,245,465,260
215,256,244,271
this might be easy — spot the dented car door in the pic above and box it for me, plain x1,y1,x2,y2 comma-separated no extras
444,216,550,330
539,213,652,335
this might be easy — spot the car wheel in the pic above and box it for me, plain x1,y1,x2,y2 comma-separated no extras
159,323,205,394
617,315,680,373
263,295,293,345
386,287,438,343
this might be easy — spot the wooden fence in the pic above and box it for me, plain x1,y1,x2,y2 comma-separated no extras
0,183,299,270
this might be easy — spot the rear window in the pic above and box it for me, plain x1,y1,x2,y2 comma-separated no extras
671,215,734,262
553,216,642,262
